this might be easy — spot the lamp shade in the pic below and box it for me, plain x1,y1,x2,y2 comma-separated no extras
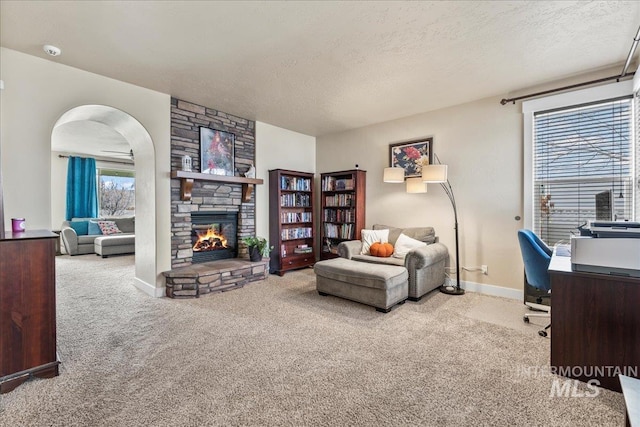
406,177,427,193
422,164,448,183
383,167,405,183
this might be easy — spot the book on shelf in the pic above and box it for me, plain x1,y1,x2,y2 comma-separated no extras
293,247,313,254
322,176,354,191
322,208,355,222
323,223,354,239
281,176,311,191
324,193,353,207
281,212,312,223
281,227,313,240
280,193,311,207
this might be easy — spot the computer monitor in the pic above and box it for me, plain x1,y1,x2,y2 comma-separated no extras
595,190,613,221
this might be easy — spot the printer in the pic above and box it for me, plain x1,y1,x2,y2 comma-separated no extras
571,221,640,277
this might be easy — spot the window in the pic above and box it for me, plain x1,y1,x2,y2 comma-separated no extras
98,168,135,217
532,97,633,245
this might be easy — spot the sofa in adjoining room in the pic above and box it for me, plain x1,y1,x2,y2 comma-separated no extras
60,217,135,257
314,224,448,312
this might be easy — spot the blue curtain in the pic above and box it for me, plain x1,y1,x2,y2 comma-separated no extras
65,156,98,220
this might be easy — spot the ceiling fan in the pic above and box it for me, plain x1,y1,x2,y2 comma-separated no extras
101,149,134,160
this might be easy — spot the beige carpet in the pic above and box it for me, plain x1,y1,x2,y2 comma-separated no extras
0,255,625,426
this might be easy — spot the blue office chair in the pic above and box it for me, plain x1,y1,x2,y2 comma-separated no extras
517,229,552,337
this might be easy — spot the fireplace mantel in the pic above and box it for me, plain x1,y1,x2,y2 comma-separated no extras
171,170,264,202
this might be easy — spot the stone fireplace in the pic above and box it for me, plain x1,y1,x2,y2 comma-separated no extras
169,97,257,268
165,98,268,298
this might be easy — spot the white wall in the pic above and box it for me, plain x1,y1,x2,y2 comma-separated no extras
0,48,171,295
255,122,316,241
51,151,67,228
315,65,635,295
317,96,523,293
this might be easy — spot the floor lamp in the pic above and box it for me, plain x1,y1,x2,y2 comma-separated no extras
422,155,464,295
383,154,464,295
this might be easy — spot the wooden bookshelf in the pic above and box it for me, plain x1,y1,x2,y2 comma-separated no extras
269,169,316,276
320,169,366,260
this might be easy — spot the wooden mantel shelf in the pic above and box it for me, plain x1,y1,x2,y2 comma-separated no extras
171,170,264,202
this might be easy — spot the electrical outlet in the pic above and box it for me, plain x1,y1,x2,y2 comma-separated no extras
481,265,488,275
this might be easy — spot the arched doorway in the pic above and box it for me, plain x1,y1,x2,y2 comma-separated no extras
51,105,158,295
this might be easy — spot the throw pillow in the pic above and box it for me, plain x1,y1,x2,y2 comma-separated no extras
88,220,103,235
69,221,89,236
360,228,389,255
393,232,427,259
97,220,122,236
370,242,394,257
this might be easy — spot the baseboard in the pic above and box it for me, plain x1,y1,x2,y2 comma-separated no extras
445,277,523,301
133,277,165,298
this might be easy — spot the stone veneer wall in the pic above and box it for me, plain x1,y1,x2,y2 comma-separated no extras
170,98,256,268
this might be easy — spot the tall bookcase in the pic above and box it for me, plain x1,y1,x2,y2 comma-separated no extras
269,169,316,276
320,169,366,260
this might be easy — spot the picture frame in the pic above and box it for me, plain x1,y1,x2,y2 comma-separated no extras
200,127,235,176
389,137,433,179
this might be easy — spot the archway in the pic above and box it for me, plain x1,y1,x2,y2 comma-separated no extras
51,105,158,295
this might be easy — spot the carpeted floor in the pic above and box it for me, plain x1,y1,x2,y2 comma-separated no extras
0,255,625,426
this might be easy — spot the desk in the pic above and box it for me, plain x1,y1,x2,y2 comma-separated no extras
549,251,640,392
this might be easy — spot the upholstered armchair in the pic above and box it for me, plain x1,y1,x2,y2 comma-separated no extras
337,224,449,300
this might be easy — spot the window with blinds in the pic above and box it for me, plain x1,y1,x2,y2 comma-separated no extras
533,97,633,245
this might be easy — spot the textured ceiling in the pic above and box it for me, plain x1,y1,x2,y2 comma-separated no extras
1,1,640,138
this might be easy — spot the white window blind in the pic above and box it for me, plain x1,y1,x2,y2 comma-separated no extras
533,97,633,245
636,91,640,218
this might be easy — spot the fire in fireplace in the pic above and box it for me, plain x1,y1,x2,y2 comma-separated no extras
191,211,238,263
193,226,228,252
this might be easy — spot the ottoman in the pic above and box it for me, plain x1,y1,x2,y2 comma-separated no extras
94,235,135,258
314,258,409,313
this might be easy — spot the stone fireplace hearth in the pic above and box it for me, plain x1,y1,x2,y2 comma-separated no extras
164,258,268,298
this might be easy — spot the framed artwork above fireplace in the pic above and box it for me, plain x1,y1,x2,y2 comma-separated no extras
200,127,235,176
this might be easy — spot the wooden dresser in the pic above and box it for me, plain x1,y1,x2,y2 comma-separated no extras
0,230,59,393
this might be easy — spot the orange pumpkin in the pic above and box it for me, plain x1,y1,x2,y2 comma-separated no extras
370,242,394,257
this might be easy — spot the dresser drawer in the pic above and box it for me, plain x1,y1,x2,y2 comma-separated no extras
281,255,314,270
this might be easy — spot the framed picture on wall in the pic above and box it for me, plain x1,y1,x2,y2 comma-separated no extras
389,137,433,178
200,127,235,176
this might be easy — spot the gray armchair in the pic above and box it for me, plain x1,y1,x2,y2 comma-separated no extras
338,224,448,300
61,220,100,255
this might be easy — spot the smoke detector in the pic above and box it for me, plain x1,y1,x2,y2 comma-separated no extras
43,45,61,56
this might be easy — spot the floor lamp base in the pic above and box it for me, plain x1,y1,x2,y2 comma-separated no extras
439,284,465,295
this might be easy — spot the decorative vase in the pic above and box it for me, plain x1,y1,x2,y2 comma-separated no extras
181,155,192,172
245,163,256,178
249,246,262,262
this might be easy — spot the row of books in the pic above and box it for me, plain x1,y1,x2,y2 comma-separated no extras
293,244,313,254
324,194,354,207
280,176,311,192
281,212,313,224
322,176,354,191
281,193,311,207
281,244,313,257
281,227,313,240
323,223,355,239
323,208,355,223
